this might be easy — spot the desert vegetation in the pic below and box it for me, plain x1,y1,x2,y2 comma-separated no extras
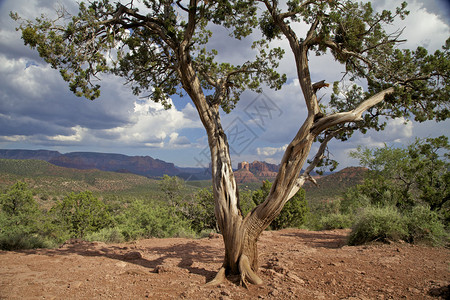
306,136,449,246
1,137,448,250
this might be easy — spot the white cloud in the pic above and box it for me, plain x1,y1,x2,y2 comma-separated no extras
98,99,201,148
0,0,448,169
0,55,55,99
0,135,27,142
48,125,85,142
256,145,287,157
376,0,449,51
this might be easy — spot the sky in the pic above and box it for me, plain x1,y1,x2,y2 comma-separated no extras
0,0,449,170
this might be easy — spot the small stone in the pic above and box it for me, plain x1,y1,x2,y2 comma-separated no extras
67,281,82,289
155,265,178,274
208,232,221,239
270,289,280,296
115,261,127,268
286,272,305,284
123,251,143,260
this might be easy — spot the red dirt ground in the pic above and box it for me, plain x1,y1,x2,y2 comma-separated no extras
1,229,449,299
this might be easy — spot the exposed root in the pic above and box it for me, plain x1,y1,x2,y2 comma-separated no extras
205,256,263,288
204,266,226,287
238,255,263,288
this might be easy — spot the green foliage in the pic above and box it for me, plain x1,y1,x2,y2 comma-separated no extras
348,136,449,212
157,176,216,234
180,188,217,233
319,213,353,231
340,187,371,215
0,181,39,220
304,199,353,231
252,180,308,230
51,191,113,238
0,226,56,250
238,189,255,217
0,182,56,250
348,204,448,247
404,205,448,246
348,206,408,246
116,199,194,240
159,175,186,207
84,227,125,244
341,138,449,246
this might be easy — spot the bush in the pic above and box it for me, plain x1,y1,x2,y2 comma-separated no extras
319,213,353,230
272,188,308,230
84,227,126,243
0,231,56,250
51,191,113,238
252,180,308,230
117,200,195,240
349,137,449,210
405,205,448,246
181,188,217,233
0,182,59,250
348,206,408,245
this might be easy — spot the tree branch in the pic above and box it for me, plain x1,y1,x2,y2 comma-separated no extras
311,87,395,135
322,40,372,67
183,0,198,45
286,128,343,200
304,15,321,45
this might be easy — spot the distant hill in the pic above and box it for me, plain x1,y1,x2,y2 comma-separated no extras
0,158,161,197
0,149,209,179
303,167,368,203
48,152,180,177
233,160,332,184
234,161,279,183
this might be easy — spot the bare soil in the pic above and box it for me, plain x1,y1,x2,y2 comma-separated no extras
1,229,449,299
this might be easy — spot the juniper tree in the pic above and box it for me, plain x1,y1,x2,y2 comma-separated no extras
12,0,448,286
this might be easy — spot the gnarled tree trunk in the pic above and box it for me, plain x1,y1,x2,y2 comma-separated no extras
175,4,396,286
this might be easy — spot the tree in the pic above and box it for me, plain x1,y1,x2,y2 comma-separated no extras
12,0,448,286
347,136,449,213
183,188,218,233
0,181,39,219
159,175,186,207
0,181,48,250
51,191,112,238
252,180,308,230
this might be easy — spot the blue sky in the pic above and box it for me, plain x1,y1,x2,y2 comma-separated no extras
0,0,449,169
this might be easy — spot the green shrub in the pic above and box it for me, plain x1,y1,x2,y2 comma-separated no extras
303,213,322,231
405,205,448,246
348,206,408,245
0,231,56,250
252,180,308,230
341,187,372,214
51,191,113,238
0,182,59,250
350,137,449,210
181,188,217,233
84,227,126,243
117,200,195,240
0,181,41,227
319,213,353,230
